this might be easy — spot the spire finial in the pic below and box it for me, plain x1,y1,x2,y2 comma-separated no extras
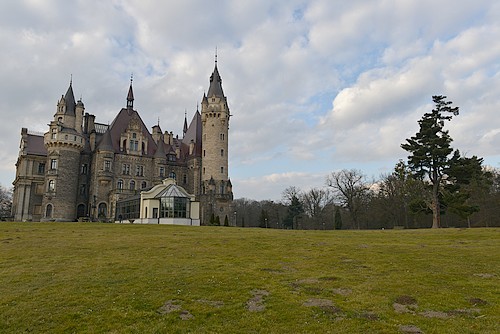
215,46,218,65
130,73,133,85
157,117,160,126
70,74,73,86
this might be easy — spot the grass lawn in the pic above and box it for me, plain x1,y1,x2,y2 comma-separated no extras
0,223,498,333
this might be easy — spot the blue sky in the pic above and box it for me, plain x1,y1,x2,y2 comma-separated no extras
1,0,499,201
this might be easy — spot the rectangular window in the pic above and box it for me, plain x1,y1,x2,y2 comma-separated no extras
50,159,57,170
81,164,88,175
221,166,224,173
104,160,111,171
122,163,130,175
38,162,45,174
130,140,138,151
159,167,165,177
221,149,224,157
136,165,144,177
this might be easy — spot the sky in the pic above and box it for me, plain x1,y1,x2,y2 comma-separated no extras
1,0,499,201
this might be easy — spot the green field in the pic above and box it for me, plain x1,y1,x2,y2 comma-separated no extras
1,223,498,333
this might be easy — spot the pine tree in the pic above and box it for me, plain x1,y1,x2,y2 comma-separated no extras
334,206,342,230
401,95,459,228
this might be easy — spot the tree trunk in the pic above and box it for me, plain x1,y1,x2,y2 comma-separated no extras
431,182,440,228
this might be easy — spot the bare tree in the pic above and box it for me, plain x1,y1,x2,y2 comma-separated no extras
281,186,302,205
0,185,12,220
301,188,333,219
326,169,370,229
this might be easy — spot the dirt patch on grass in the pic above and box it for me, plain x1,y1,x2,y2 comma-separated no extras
359,311,379,320
395,295,417,305
303,298,341,314
419,310,450,319
447,308,481,317
179,310,194,320
318,276,338,281
332,287,352,296
247,289,269,312
468,297,487,306
399,325,423,333
393,295,418,314
157,300,182,314
473,273,495,278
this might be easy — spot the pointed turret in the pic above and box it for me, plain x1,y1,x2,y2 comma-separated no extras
183,110,188,136
64,81,76,115
127,76,134,109
207,62,224,98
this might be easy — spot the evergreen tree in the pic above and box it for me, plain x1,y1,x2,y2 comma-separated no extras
284,195,304,229
334,206,342,230
215,215,220,226
224,215,229,226
401,95,459,228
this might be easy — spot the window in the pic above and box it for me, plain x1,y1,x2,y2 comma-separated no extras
48,180,55,192
117,179,123,190
104,160,111,171
45,204,53,218
79,184,86,195
122,163,130,175
160,197,190,218
50,159,57,170
136,165,144,177
141,181,147,189
183,174,187,184
51,129,56,139
220,133,225,140
203,150,206,157
221,166,224,174
203,167,205,175
168,171,176,180
132,133,137,139
130,140,139,151
129,180,135,190
220,182,225,194
38,162,45,175
159,167,165,178
221,149,224,157
81,163,88,175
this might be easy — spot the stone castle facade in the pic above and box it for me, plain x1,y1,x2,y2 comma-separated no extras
12,61,233,224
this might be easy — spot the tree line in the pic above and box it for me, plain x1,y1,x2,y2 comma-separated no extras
233,96,500,229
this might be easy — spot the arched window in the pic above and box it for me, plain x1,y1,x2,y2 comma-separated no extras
48,180,55,192
45,204,53,218
168,171,176,180
129,180,135,190
117,179,123,190
183,174,187,184
77,204,86,218
220,181,225,195
98,203,107,218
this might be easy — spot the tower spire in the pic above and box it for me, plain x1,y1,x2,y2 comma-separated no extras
183,109,188,136
127,73,134,109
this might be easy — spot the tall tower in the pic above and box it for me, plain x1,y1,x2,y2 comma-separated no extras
200,57,233,224
41,81,85,221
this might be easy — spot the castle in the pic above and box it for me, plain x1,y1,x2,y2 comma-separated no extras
11,60,233,224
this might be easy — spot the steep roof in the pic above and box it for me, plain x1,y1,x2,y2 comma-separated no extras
25,134,47,156
97,128,114,152
207,64,225,98
64,82,76,115
106,108,157,156
182,110,202,156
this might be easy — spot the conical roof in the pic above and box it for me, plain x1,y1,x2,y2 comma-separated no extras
64,82,76,115
154,136,166,158
207,64,224,98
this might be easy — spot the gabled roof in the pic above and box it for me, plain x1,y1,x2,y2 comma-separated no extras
153,137,166,158
155,183,191,198
106,108,157,155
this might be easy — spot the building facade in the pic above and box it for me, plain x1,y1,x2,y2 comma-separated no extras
11,61,233,225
